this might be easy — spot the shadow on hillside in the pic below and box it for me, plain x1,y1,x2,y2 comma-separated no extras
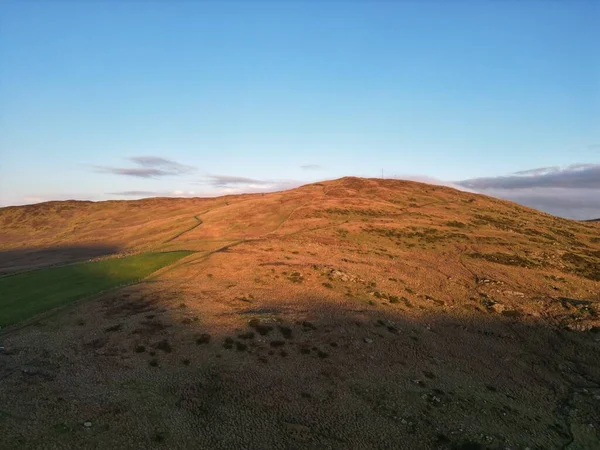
0,244,121,275
1,272,599,449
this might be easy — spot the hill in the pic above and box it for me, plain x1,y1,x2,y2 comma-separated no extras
1,177,599,449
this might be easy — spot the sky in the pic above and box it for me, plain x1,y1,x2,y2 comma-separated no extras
0,1,599,219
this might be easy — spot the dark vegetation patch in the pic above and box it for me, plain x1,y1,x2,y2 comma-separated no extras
151,430,169,442
106,298,157,318
235,341,247,351
233,294,254,303
471,214,520,231
301,321,317,330
153,339,173,353
445,221,467,228
223,337,234,350
452,441,484,450
326,208,388,217
520,228,557,242
467,252,539,268
238,331,255,339
550,227,575,239
286,271,304,284
249,318,275,335
336,228,349,238
278,325,293,339
480,297,498,311
561,252,600,281
545,274,567,282
365,226,469,244
196,333,211,345
133,320,169,336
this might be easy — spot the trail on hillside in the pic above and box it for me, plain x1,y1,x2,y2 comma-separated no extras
163,216,203,243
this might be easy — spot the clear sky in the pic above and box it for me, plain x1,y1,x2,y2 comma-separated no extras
0,1,598,217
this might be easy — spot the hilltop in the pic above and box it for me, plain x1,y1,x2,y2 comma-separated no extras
1,177,599,449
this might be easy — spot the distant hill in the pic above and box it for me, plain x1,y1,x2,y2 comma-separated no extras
1,177,599,449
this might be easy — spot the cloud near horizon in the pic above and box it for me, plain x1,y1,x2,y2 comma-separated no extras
390,175,476,193
94,156,195,178
8,161,599,221
456,164,600,220
300,164,322,170
458,164,600,190
196,175,303,193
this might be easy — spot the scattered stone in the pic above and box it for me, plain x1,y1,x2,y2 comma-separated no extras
326,268,363,283
491,303,506,314
364,338,373,344
84,421,92,428
502,290,525,297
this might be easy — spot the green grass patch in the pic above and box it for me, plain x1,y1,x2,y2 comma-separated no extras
0,251,192,327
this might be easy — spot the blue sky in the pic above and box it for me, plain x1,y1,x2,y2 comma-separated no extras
0,2,598,218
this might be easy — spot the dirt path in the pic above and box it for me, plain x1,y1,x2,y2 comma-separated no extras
163,216,203,243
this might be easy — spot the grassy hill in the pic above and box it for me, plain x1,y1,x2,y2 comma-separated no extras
1,177,599,449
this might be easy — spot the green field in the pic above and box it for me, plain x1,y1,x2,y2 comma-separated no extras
0,251,192,327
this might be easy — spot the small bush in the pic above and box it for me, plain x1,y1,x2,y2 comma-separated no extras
445,221,466,228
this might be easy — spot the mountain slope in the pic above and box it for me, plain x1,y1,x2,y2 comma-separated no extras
1,177,599,449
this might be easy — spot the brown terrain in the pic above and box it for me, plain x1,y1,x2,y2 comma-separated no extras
1,177,599,449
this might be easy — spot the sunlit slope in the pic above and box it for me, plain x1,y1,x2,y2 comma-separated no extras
1,177,599,282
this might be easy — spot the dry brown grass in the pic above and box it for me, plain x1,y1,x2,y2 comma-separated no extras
1,177,599,449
